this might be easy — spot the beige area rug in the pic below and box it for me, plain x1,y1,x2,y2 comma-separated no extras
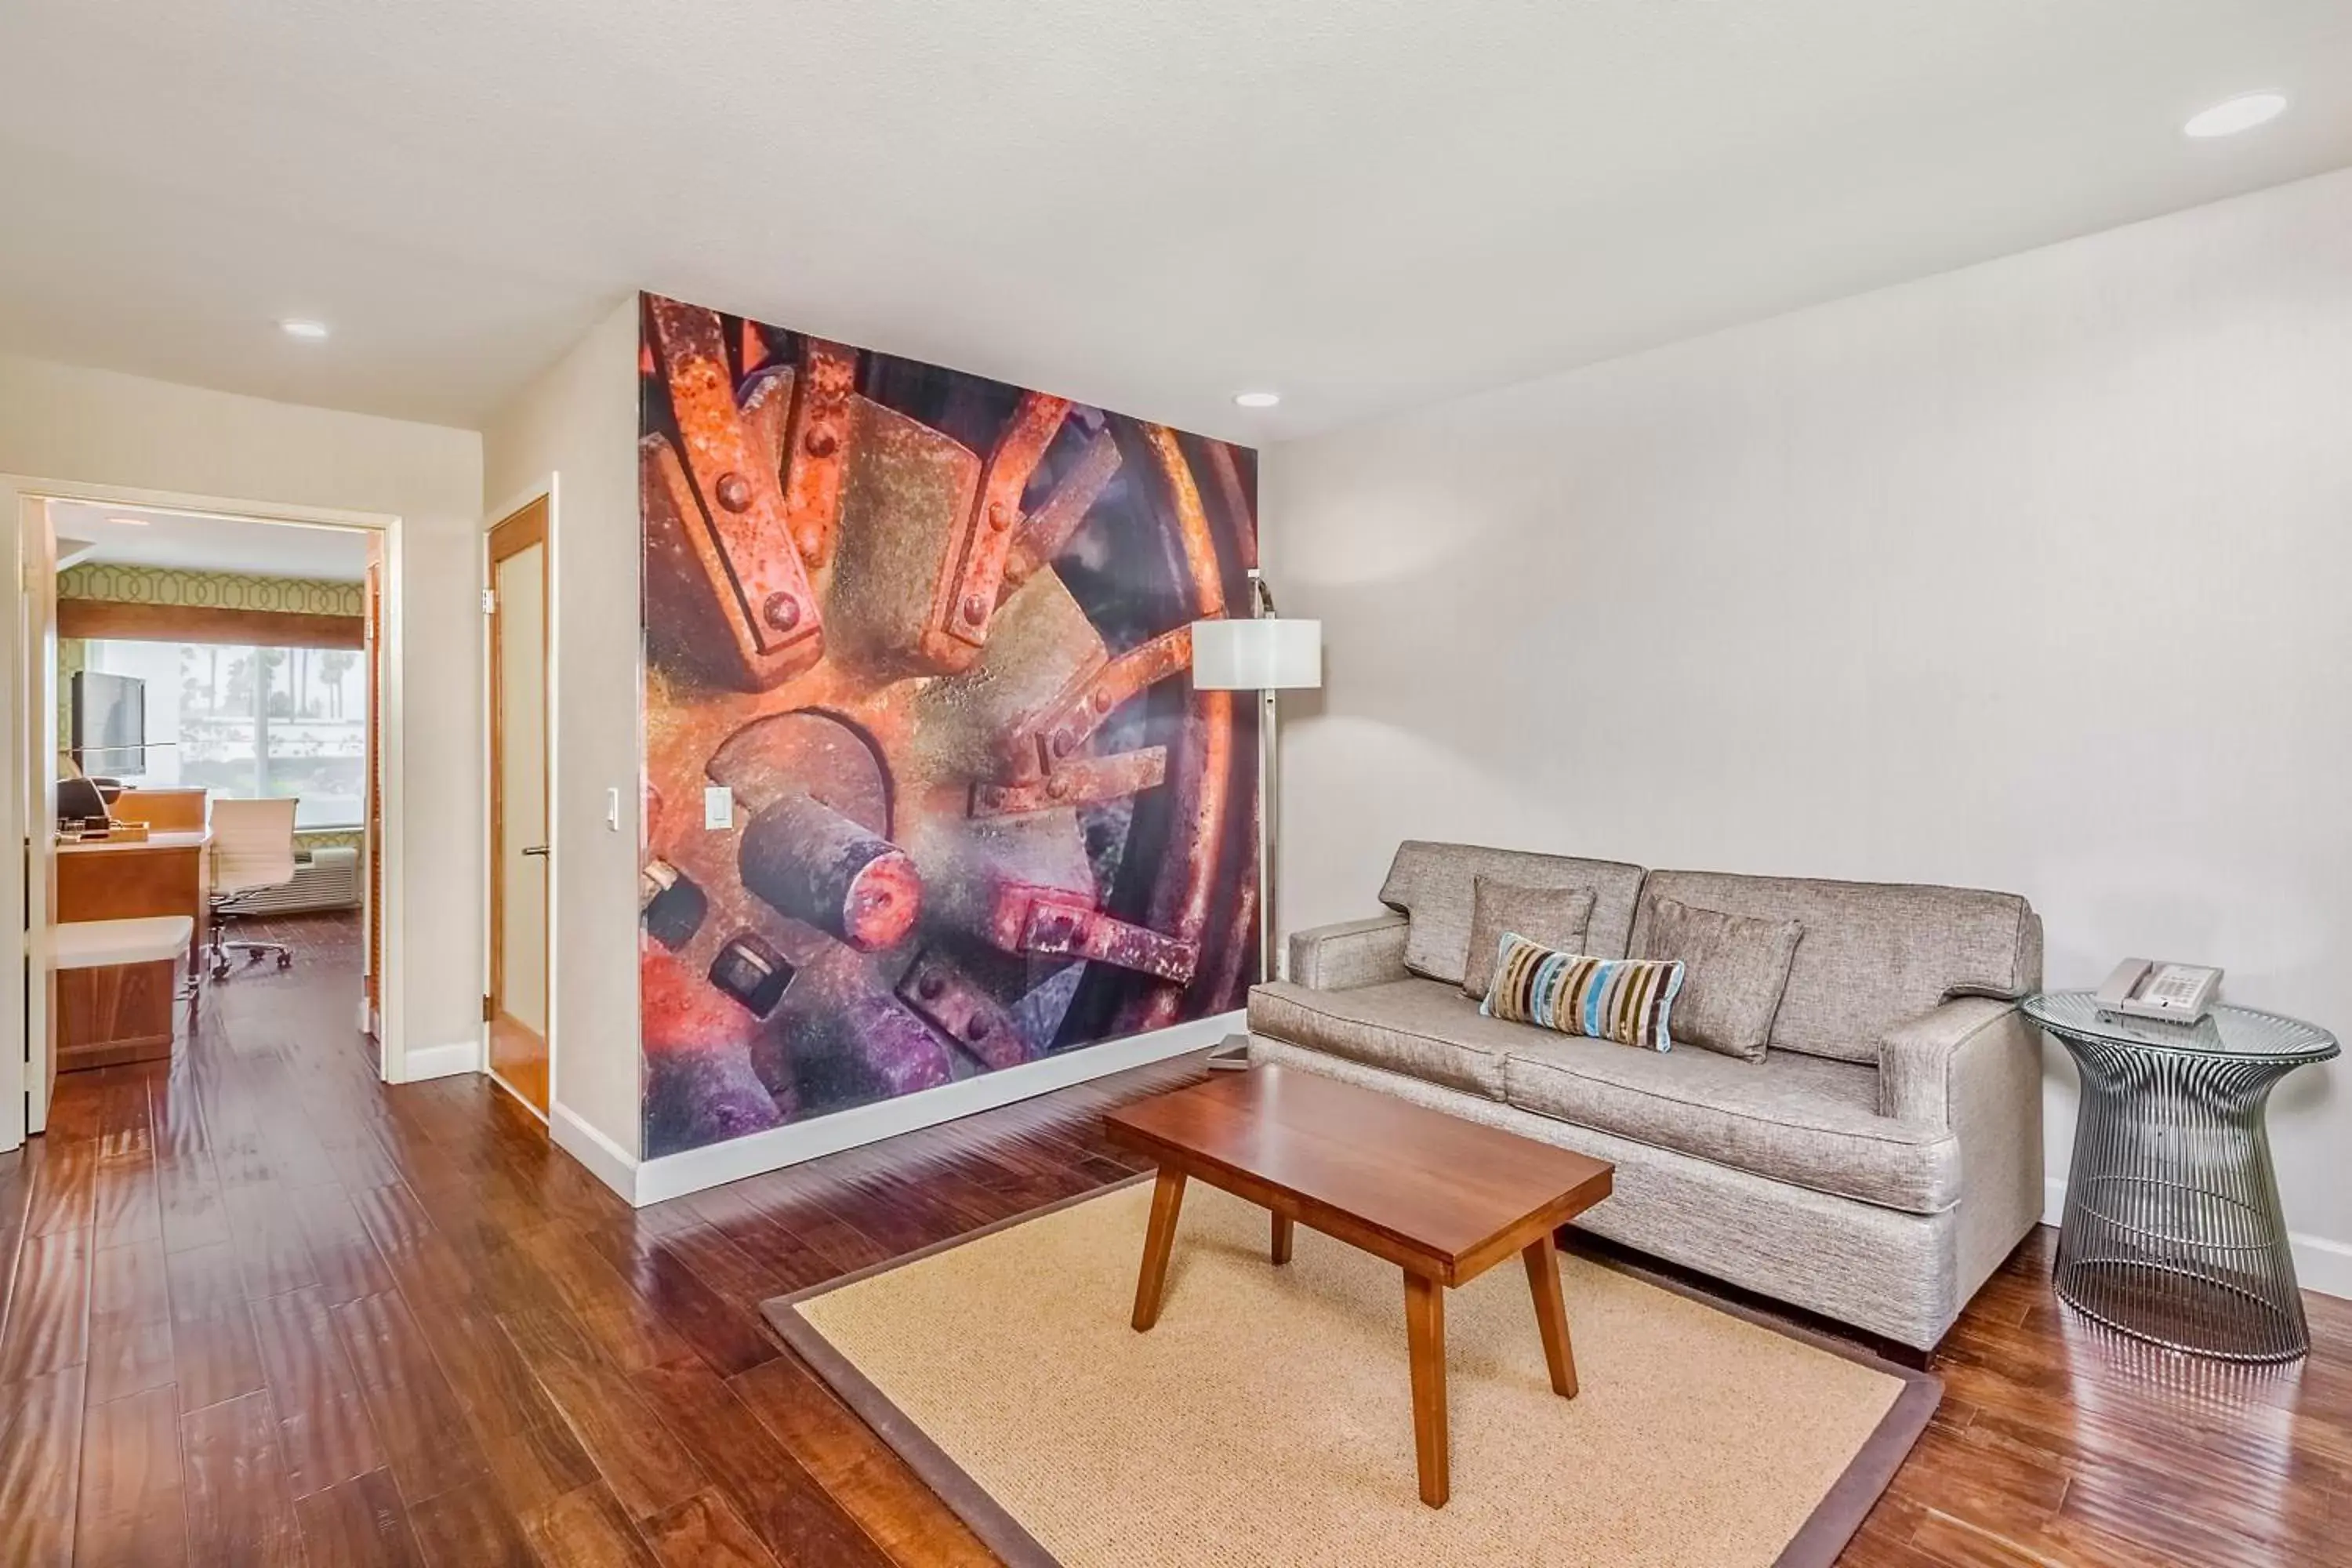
767,1178,1937,1568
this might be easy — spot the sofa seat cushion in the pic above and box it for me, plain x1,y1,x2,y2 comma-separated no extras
1502,1032,1958,1214
1247,978,1549,1101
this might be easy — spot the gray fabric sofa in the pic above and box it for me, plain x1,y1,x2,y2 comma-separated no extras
1245,842,2045,1350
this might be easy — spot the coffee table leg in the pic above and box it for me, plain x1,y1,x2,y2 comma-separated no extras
1131,1167,1187,1331
1271,1210,1294,1265
1403,1272,1449,1508
1522,1232,1578,1399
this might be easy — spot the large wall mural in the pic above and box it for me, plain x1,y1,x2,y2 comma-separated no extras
637,295,1261,1157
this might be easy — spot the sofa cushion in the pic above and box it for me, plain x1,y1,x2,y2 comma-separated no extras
1635,896,1803,1062
1379,842,1646,986
1248,978,1555,1101
1502,1033,1959,1214
1631,870,2038,1065
1461,879,1595,999
1481,935,1682,1053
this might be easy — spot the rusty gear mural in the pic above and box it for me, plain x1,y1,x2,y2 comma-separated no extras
637,296,1261,1157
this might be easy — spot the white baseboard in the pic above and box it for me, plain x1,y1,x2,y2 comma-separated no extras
551,1102,641,1203
2042,1174,2351,1301
632,1008,1243,1207
2296,1232,2352,1301
397,1036,481,1083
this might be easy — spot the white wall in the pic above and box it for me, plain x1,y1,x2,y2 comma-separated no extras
0,351,486,1076
1268,166,2352,1278
481,296,644,1171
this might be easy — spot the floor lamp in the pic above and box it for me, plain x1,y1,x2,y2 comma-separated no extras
1191,568,1322,1070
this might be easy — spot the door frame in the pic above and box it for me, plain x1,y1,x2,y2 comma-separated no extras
13,493,56,1144
2,475,409,1152
363,544,387,1037
483,480,557,1121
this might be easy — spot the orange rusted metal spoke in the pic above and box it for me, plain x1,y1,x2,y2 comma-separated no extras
779,338,858,568
971,747,1167,819
1006,624,1194,779
920,390,1070,670
1002,426,1123,597
645,295,825,688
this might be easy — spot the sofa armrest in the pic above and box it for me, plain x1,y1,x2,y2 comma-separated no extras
1876,995,2046,1311
1877,996,2031,1125
1287,913,1410,992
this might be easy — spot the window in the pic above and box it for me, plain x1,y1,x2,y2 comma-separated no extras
82,640,366,829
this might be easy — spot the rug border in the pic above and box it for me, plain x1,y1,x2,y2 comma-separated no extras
762,1174,1940,1568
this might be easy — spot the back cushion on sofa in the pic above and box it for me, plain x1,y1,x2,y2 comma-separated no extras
1378,842,1646,986
1629,870,2041,1064
1462,879,1596,1000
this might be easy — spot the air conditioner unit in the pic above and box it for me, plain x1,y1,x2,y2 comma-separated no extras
222,844,361,914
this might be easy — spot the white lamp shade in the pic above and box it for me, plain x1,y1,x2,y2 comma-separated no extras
1191,616,1322,691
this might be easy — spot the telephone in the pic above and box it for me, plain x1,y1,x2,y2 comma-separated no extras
2095,958,2223,1023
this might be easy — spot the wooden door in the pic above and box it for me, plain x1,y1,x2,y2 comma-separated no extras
487,499,551,1114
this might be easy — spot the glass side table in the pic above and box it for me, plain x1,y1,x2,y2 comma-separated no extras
2024,992,2337,1361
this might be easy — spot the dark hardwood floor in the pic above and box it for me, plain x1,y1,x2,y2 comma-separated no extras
2,911,2346,1565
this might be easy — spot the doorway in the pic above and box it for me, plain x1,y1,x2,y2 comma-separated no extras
486,496,551,1116
7,485,404,1145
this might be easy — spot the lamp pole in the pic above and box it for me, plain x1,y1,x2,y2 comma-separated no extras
1189,568,1319,1069
1247,568,1279,989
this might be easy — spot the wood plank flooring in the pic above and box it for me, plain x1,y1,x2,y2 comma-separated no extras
2,909,2347,1565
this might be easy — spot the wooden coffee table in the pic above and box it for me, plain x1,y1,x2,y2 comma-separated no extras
1103,1064,1614,1507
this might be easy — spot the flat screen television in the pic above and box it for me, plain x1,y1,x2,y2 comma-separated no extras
71,670,146,774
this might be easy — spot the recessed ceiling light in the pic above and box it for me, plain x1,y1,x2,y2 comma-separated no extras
278,318,331,340
2183,93,2287,139
1233,391,1280,408
107,517,151,527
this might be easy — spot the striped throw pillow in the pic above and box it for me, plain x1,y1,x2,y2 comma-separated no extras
1479,932,1684,1052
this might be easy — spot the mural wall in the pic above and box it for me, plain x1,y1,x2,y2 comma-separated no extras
637,295,1261,1157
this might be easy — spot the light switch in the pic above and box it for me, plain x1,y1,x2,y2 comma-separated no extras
605,787,621,832
702,785,735,830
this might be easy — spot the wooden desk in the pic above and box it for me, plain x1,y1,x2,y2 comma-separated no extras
56,828,212,977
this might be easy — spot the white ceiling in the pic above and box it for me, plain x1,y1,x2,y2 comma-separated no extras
2,2,2348,444
49,501,373,582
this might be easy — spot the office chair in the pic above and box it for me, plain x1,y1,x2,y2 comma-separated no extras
208,797,299,978
57,774,108,829
55,755,120,828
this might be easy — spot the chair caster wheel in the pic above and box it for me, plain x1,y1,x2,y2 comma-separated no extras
277,953,292,969
210,965,229,982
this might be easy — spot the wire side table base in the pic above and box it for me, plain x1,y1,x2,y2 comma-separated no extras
2050,1030,2315,1362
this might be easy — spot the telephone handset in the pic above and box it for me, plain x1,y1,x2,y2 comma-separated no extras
2095,958,2222,1024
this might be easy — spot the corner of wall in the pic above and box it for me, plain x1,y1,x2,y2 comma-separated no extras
551,1098,641,1203
480,292,647,1175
